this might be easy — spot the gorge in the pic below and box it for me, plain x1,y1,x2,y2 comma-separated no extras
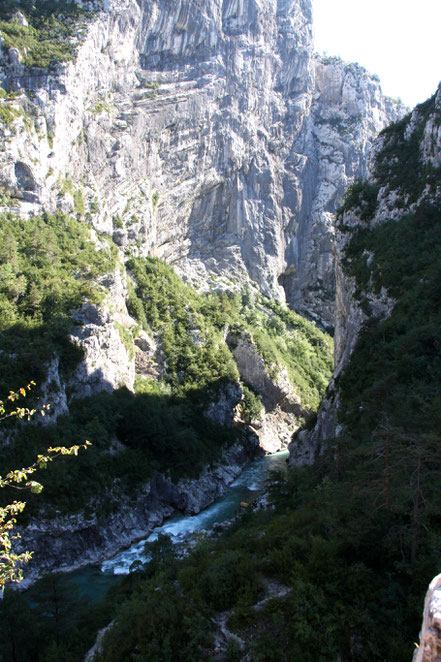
0,0,440,660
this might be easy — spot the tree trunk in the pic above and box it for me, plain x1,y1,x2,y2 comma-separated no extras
411,455,421,566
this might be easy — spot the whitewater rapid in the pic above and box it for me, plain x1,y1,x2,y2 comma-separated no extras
101,450,289,575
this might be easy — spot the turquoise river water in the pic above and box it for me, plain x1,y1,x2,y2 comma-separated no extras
39,450,289,604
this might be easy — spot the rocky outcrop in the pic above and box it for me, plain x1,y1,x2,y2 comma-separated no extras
289,385,339,465
290,84,441,465
69,264,137,397
205,381,243,428
134,331,160,378
249,406,297,453
228,331,302,413
0,0,404,330
228,329,304,452
414,574,441,662
282,56,405,327
176,431,260,514
16,434,259,588
85,622,115,662
32,257,140,426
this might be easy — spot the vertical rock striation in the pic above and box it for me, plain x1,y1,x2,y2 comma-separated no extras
290,83,441,465
0,0,404,332
283,55,404,327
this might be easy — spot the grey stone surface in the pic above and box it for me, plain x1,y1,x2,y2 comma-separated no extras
16,436,260,587
414,573,441,662
291,83,441,466
68,264,137,397
0,0,404,329
227,330,304,452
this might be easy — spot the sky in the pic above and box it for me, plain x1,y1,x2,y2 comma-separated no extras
312,0,441,109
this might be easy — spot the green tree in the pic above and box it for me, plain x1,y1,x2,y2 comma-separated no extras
240,384,264,422
0,588,40,662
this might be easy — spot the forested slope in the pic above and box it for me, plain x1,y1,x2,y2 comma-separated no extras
79,88,441,662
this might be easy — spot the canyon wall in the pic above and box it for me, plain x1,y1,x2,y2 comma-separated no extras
0,0,404,332
0,0,407,584
290,82,441,464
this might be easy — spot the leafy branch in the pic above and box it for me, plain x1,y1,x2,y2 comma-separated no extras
0,380,49,422
0,383,90,590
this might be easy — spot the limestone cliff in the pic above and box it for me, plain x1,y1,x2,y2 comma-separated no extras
0,0,404,334
0,0,405,587
290,83,441,465
414,574,441,662
227,328,305,452
282,55,404,327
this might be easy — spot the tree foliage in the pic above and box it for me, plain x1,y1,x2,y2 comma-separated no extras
0,384,90,590
0,210,117,395
127,257,332,409
0,0,98,70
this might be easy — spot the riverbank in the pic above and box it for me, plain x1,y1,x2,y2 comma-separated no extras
101,449,289,576
16,434,261,589
24,449,289,613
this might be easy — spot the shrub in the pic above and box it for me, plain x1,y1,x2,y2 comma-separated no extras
0,1,97,70
337,179,380,223
0,210,117,392
241,384,264,422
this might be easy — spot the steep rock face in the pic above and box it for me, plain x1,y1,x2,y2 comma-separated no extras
282,56,404,327
69,264,137,397
228,331,303,412
334,83,441,374
0,0,403,329
414,574,441,662
250,407,297,453
205,381,243,428
290,84,441,465
228,329,304,451
35,258,140,422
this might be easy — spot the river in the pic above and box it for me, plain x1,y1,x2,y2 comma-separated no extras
46,450,289,604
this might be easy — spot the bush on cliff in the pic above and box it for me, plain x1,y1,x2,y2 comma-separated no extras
0,211,117,395
127,257,333,409
0,1,97,70
126,257,240,394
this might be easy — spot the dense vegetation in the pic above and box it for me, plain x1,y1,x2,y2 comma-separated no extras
0,241,334,660
0,383,241,525
335,197,441,572
3,91,439,661
0,571,114,662
63,106,440,661
126,257,333,409
373,94,441,204
126,257,240,394
0,210,117,394
246,297,332,409
0,458,419,661
89,465,419,661
0,0,97,69
338,92,441,225
13,101,436,661
0,243,331,518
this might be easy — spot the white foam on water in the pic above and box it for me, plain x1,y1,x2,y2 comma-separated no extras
101,450,289,575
